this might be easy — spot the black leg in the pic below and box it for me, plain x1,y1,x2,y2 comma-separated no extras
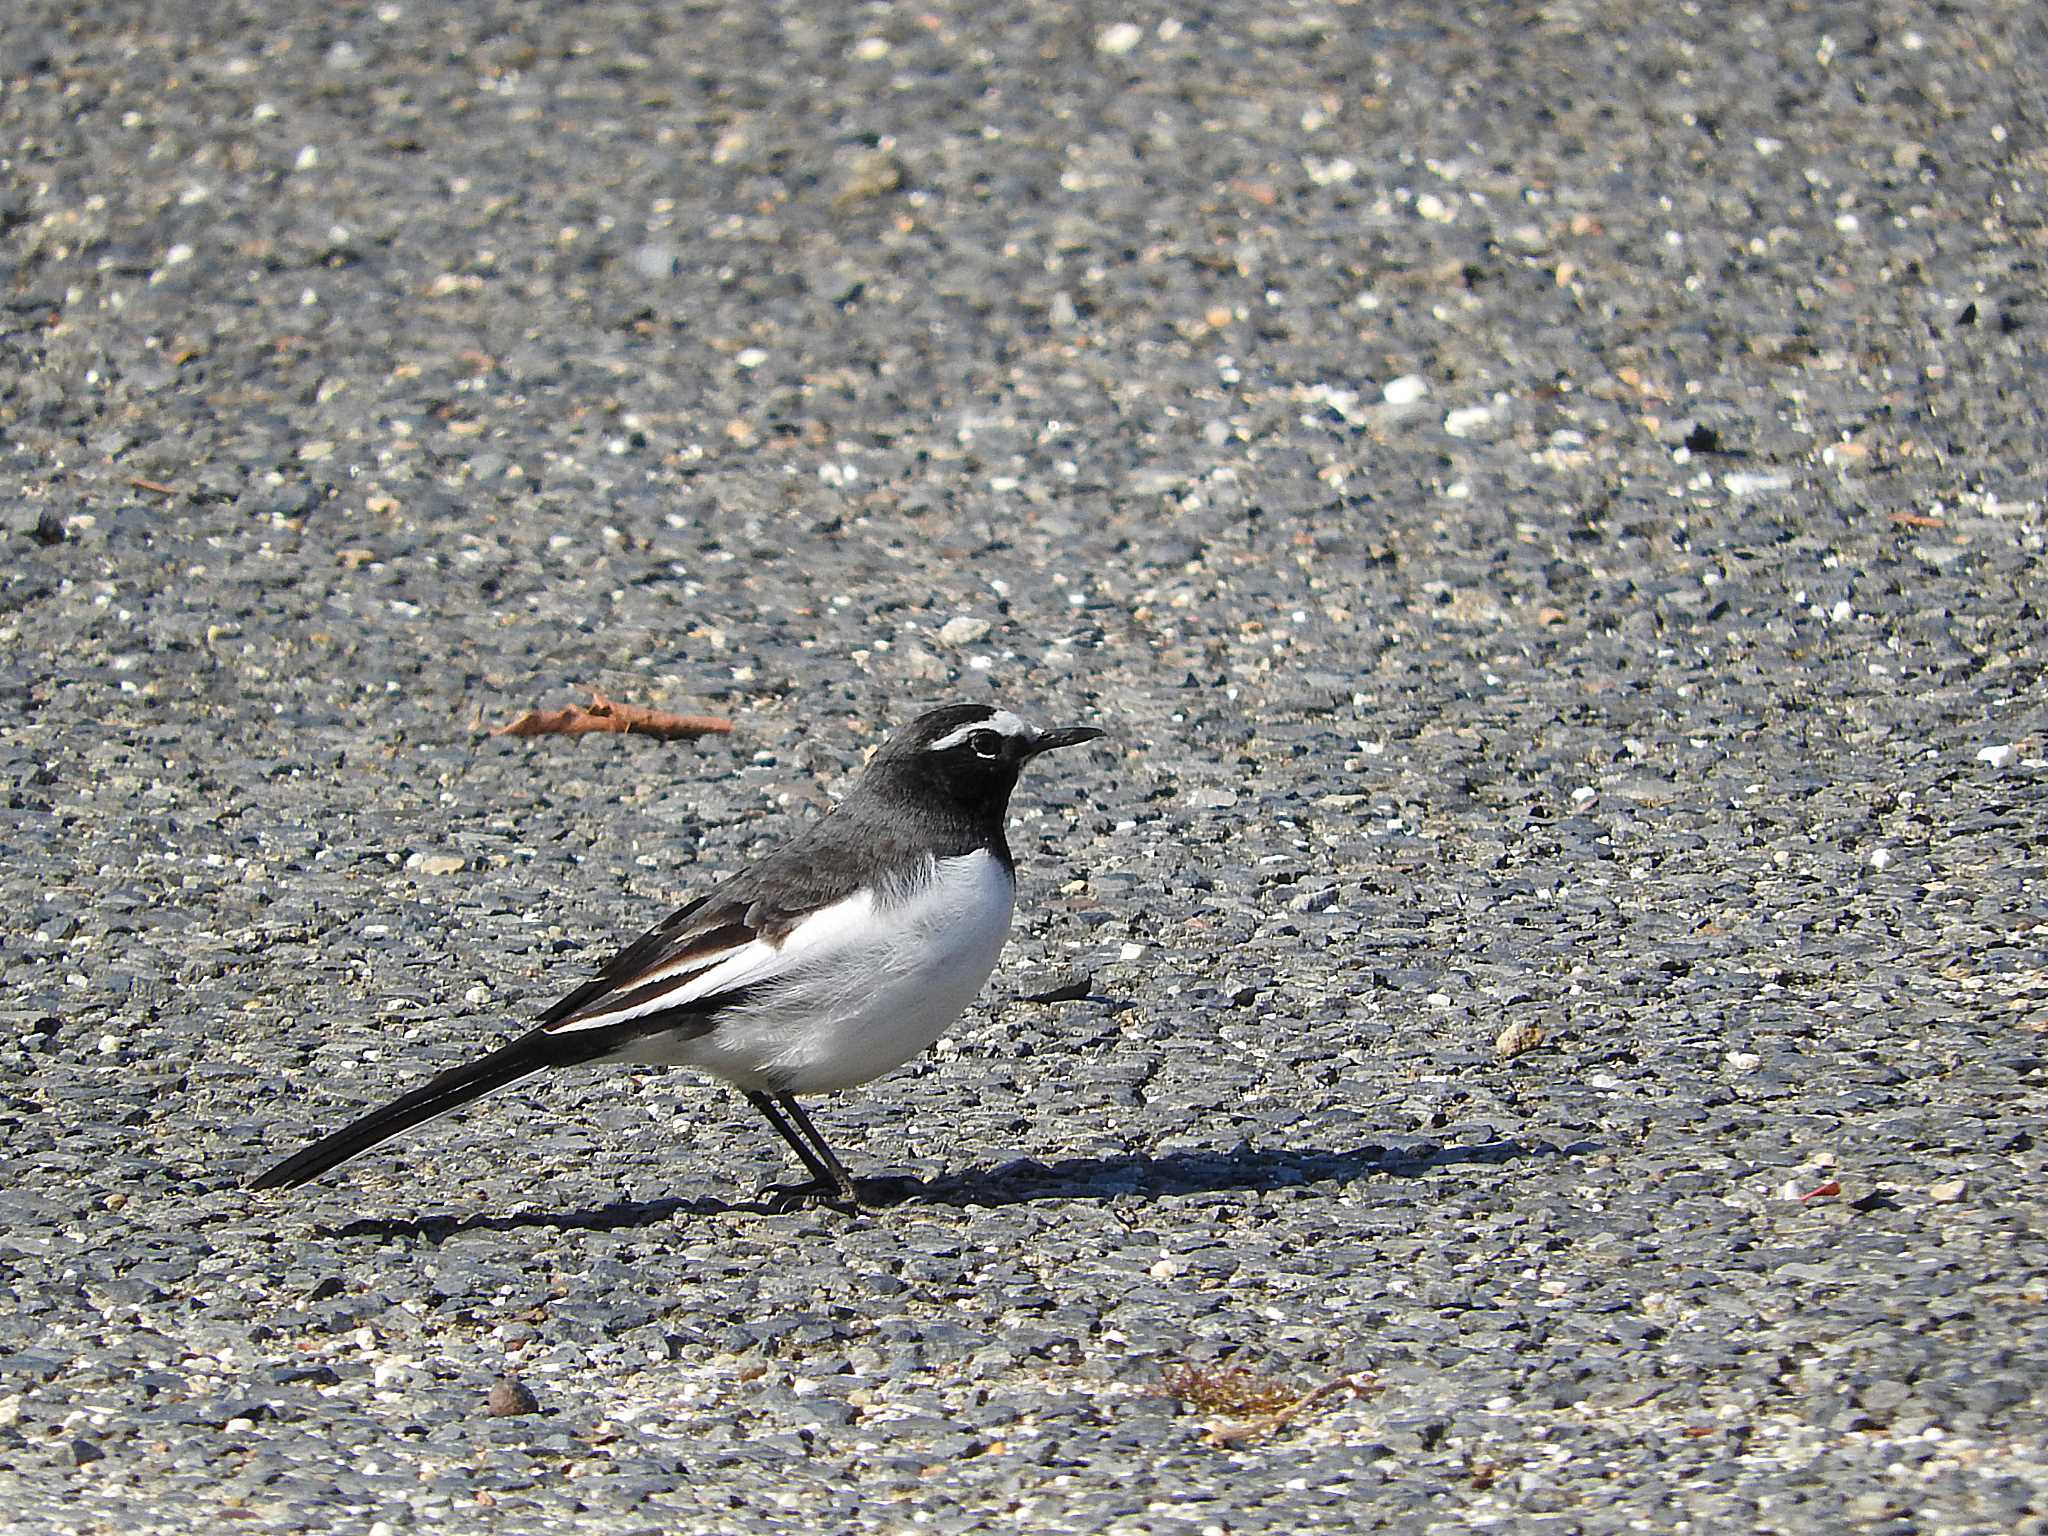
775,1094,860,1205
742,1090,835,1184
742,1090,858,1208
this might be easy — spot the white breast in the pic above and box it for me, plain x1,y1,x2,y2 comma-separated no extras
617,849,1017,1094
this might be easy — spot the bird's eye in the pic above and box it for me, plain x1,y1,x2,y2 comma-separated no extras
967,730,1003,759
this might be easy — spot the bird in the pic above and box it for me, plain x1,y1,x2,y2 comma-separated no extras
248,702,1103,1208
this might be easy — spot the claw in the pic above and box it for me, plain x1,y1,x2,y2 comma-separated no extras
759,1178,861,1213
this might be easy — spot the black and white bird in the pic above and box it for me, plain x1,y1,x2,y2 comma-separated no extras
249,703,1102,1207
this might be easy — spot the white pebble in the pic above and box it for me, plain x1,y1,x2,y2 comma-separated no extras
1722,470,1793,496
1725,1051,1762,1073
1976,744,2015,768
630,242,677,281
936,615,990,645
1443,404,1493,438
1096,22,1144,54
1381,374,1428,406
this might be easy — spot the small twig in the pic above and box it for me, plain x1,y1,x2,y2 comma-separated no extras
1204,1373,1378,1446
130,477,177,496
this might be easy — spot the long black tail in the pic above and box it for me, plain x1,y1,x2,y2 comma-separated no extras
249,1027,578,1190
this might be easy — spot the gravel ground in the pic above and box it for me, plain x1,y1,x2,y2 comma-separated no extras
4,1,2045,1532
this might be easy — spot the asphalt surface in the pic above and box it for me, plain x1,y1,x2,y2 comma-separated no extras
3,2,2045,1532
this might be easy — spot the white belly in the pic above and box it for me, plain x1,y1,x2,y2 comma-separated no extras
634,850,1016,1094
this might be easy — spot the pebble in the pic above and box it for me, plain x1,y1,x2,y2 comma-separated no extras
1723,470,1795,495
487,1379,540,1418
1442,404,1496,439
1096,22,1144,55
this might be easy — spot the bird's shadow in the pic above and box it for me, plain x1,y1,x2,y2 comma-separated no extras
325,1137,1582,1245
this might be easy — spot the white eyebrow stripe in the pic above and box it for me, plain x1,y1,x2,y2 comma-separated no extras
927,710,1033,752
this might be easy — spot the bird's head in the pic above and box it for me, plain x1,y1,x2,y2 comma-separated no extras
864,703,1103,819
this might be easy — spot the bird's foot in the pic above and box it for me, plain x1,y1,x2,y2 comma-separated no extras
758,1178,862,1214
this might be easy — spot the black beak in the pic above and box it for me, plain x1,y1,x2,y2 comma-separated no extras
1025,725,1105,757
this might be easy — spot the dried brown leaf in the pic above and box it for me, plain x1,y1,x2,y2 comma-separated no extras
1160,1365,1298,1418
1202,1373,1379,1446
1159,1365,1378,1447
494,690,732,741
